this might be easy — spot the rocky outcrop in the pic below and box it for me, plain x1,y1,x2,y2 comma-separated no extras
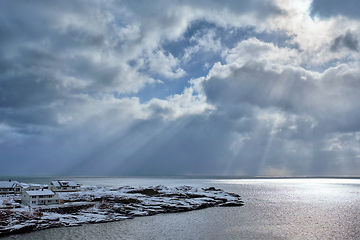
0,185,243,236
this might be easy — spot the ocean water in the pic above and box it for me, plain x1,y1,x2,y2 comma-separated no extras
2,177,360,239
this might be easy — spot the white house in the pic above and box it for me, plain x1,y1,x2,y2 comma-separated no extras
24,184,41,191
49,180,79,192
0,180,22,194
21,189,59,206
20,183,41,192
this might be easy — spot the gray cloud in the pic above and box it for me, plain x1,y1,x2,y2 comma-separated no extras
331,31,359,52
204,61,360,135
0,0,284,129
3,57,360,176
196,59,360,175
310,0,360,19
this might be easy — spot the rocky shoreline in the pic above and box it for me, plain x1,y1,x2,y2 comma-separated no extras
0,185,243,236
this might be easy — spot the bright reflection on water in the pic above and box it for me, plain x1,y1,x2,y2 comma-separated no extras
3,178,360,240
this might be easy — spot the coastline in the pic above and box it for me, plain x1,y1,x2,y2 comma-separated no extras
0,185,243,236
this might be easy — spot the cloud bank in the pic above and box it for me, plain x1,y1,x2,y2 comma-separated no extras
1,0,360,176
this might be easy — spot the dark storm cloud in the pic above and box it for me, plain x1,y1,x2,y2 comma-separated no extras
331,31,359,52
310,0,360,19
0,1,143,129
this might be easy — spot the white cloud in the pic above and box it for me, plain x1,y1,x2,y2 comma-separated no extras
225,37,299,67
146,50,186,79
183,29,223,62
145,86,214,120
267,0,360,67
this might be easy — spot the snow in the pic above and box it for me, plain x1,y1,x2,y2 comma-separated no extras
51,180,78,187
0,181,21,188
0,185,243,236
24,190,55,196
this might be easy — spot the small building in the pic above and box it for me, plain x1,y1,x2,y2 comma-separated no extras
0,180,22,194
49,180,79,192
21,184,41,192
21,189,59,206
1,202,21,209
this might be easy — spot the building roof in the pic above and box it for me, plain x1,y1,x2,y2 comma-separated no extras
25,189,55,196
0,181,21,188
51,180,78,187
21,183,41,188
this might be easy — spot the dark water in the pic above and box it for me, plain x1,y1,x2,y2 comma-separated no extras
2,177,360,239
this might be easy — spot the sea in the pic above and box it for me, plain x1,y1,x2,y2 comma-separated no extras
1,176,360,239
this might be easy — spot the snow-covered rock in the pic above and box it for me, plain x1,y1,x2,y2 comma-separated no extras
0,185,243,236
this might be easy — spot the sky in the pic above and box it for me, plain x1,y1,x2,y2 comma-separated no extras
1,0,360,177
